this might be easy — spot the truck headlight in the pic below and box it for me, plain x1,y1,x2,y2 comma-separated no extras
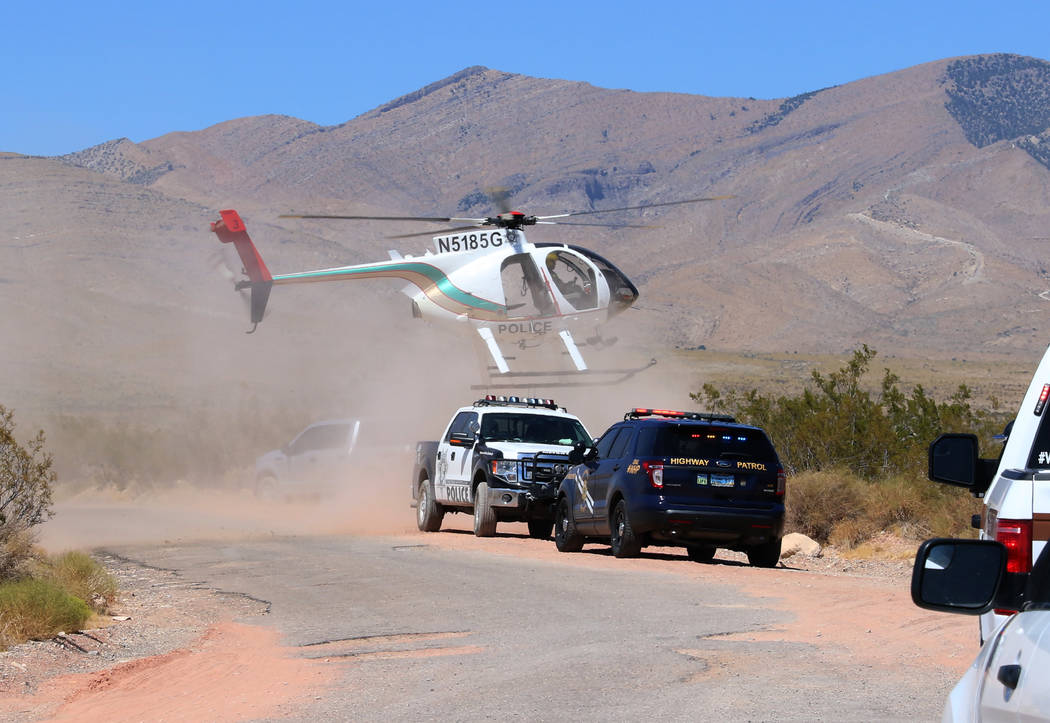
491,460,518,482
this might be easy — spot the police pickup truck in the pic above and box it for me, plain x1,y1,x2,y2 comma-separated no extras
928,343,1050,641
411,396,592,538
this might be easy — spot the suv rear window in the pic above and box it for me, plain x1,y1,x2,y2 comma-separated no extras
637,424,776,460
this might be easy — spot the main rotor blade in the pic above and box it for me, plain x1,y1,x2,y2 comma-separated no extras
387,225,486,240
536,194,734,220
536,221,660,229
279,213,486,224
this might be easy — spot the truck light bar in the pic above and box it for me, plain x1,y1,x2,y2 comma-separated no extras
1035,384,1050,416
477,395,559,410
625,408,736,423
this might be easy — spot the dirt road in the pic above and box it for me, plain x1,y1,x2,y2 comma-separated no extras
3,494,975,722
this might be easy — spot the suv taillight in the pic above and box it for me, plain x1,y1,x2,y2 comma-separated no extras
641,461,663,488
992,517,1032,616
776,466,786,497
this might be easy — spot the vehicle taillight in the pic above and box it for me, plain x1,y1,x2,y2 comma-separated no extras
993,517,1032,616
641,461,663,488
776,466,786,497
996,518,1033,574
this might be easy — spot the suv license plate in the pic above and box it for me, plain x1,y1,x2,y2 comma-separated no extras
710,474,735,488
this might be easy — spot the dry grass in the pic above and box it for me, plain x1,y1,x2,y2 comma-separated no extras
40,551,117,613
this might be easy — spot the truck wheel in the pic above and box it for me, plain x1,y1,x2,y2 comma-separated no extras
416,476,444,532
554,497,584,552
473,482,497,537
686,545,717,563
527,518,554,540
255,474,279,500
746,538,782,568
610,500,642,558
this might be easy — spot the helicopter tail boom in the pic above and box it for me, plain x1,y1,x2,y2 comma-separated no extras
211,210,274,326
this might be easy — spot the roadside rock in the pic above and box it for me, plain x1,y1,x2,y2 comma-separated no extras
781,532,822,559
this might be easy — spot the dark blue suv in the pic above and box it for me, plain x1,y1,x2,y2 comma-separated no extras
556,409,786,566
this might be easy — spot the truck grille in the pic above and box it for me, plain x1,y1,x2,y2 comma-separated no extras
519,452,570,484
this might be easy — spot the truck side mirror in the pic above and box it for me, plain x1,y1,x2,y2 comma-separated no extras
928,434,982,489
449,432,476,447
911,538,1007,614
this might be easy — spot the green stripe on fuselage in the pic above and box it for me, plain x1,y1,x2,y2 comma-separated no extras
273,262,505,313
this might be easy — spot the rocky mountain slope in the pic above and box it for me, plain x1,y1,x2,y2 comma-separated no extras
5,53,1050,419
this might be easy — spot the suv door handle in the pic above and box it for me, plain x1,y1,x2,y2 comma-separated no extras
451,451,457,461
612,464,621,470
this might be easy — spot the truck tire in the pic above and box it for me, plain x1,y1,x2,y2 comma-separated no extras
473,482,497,537
527,517,554,540
416,475,444,532
255,474,279,500
746,537,782,568
610,499,642,558
554,497,584,552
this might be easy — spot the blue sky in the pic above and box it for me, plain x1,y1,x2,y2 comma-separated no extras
5,0,1049,156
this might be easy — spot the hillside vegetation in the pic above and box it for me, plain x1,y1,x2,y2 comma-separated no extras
694,346,1000,547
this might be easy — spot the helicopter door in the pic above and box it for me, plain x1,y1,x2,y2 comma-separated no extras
540,249,601,312
500,253,555,318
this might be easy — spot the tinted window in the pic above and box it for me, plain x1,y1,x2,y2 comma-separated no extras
1026,411,1050,469
595,428,622,458
290,423,350,454
480,413,590,446
445,412,478,441
608,428,636,460
637,424,776,459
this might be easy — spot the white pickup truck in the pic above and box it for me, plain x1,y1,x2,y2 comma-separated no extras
928,343,1050,641
411,396,592,538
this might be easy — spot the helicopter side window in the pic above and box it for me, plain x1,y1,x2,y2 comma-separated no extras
570,246,638,316
500,254,555,319
543,251,597,311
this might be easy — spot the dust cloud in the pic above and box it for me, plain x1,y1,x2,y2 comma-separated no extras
37,284,701,552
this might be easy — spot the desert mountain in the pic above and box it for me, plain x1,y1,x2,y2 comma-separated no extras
5,53,1050,421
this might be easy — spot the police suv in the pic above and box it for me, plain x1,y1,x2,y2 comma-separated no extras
554,408,786,565
929,343,1050,641
412,396,592,538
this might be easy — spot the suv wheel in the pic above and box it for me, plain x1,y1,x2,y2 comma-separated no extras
554,497,584,552
686,545,717,563
527,517,554,540
747,538,782,568
416,476,444,532
473,482,497,537
255,474,279,500
610,500,642,558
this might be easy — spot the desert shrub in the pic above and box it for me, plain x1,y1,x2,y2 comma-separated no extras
0,579,91,649
0,406,55,579
40,551,117,613
693,345,1003,479
696,346,995,549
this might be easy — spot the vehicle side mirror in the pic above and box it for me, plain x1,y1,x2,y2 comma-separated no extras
911,538,1007,614
569,443,598,465
449,432,476,447
928,434,990,490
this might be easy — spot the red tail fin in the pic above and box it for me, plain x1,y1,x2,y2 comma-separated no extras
211,210,273,327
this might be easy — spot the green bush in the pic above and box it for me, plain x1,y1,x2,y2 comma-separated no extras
0,405,55,580
694,346,995,548
41,551,117,613
0,579,91,649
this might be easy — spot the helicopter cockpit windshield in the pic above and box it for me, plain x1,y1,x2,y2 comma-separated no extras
542,250,598,311
567,245,638,317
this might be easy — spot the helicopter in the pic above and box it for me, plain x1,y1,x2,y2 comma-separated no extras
210,195,729,386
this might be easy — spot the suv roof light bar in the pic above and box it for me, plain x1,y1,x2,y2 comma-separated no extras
625,408,736,423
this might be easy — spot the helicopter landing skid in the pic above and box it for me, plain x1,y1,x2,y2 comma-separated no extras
471,358,657,389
